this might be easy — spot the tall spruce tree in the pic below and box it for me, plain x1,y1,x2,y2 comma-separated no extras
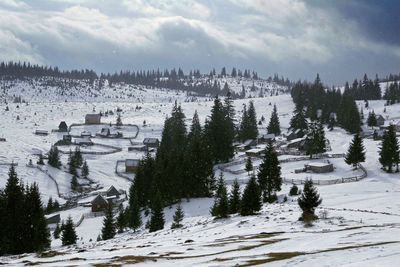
267,104,281,135
245,156,253,175
345,134,366,168
305,120,327,158
247,101,259,139
240,174,261,216
338,92,361,133
116,204,126,233
228,179,241,214
379,125,400,173
290,106,308,131
127,185,142,232
367,111,378,127
48,146,61,168
205,95,234,163
211,174,229,218
82,160,89,179
101,202,116,240
62,216,77,246
298,179,322,219
257,140,282,202
149,189,165,232
2,164,25,254
184,111,214,198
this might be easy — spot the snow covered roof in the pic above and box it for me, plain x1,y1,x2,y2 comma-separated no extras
85,114,101,119
259,134,275,139
306,162,332,167
143,138,159,144
106,185,120,196
246,148,265,153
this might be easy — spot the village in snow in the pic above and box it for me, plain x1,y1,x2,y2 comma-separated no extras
0,70,399,266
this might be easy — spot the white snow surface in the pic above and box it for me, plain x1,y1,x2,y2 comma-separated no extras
0,79,399,266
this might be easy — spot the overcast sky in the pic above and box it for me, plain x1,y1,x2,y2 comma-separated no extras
0,0,399,85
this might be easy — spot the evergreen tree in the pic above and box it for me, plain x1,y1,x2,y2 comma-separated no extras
289,184,299,196
81,160,89,179
257,140,282,202
184,111,215,198
298,179,322,219
48,146,61,168
73,147,83,167
53,223,61,239
289,106,308,131
46,197,53,214
127,185,142,232
246,101,259,139
338,92,361,133
68,150,77,176
379,125,400,173
239,104,249,142
210,174,229,218
367,111,378,127
24,183,50,252
205,96,234,163
62,216,77,246
267,104,281,135
149,190,165,232
102,202,116,240
1,164,25,254
245,156,253,175
345,134,366,168
228,179,241,214
240,174,261,216
171,203,184,229
305,121,327,158
71,174,78,191
116,114,122,127
116,204,125,233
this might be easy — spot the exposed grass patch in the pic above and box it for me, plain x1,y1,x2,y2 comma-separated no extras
36,251,67,258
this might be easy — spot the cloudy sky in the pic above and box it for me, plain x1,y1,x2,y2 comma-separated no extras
0,0,399,85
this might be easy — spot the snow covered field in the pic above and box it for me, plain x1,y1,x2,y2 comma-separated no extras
0,79,399,266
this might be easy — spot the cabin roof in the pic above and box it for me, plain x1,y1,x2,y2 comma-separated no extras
125,159,140,167
91,194,108,205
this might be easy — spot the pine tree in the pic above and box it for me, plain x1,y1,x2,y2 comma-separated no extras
102,202,116,240
267,104,281,135
71,174,78,191
24,183,50,252
289,184,299,196
62,216,77,246
171,203,184,229
73,147,83,167
289,106,308,131
367,111,378,127
245,156,253,175
228,179,241,214
68,150,77,176
257,140,282,202
210,174,229,218
116,114,122,127
48,146,61,168
149,190,165,232
305,121,327,159
127,185,142,232
379,125,400,173
82,160,89,179
46,197,53,214
240,174,261,216
205,96,234,163
297,179,322,220
345,134,366,168
116,204,125,233
246,101,258,139
2,164,25,254
53,223,61,239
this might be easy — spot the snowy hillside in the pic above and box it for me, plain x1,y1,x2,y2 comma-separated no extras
0,77,399,266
